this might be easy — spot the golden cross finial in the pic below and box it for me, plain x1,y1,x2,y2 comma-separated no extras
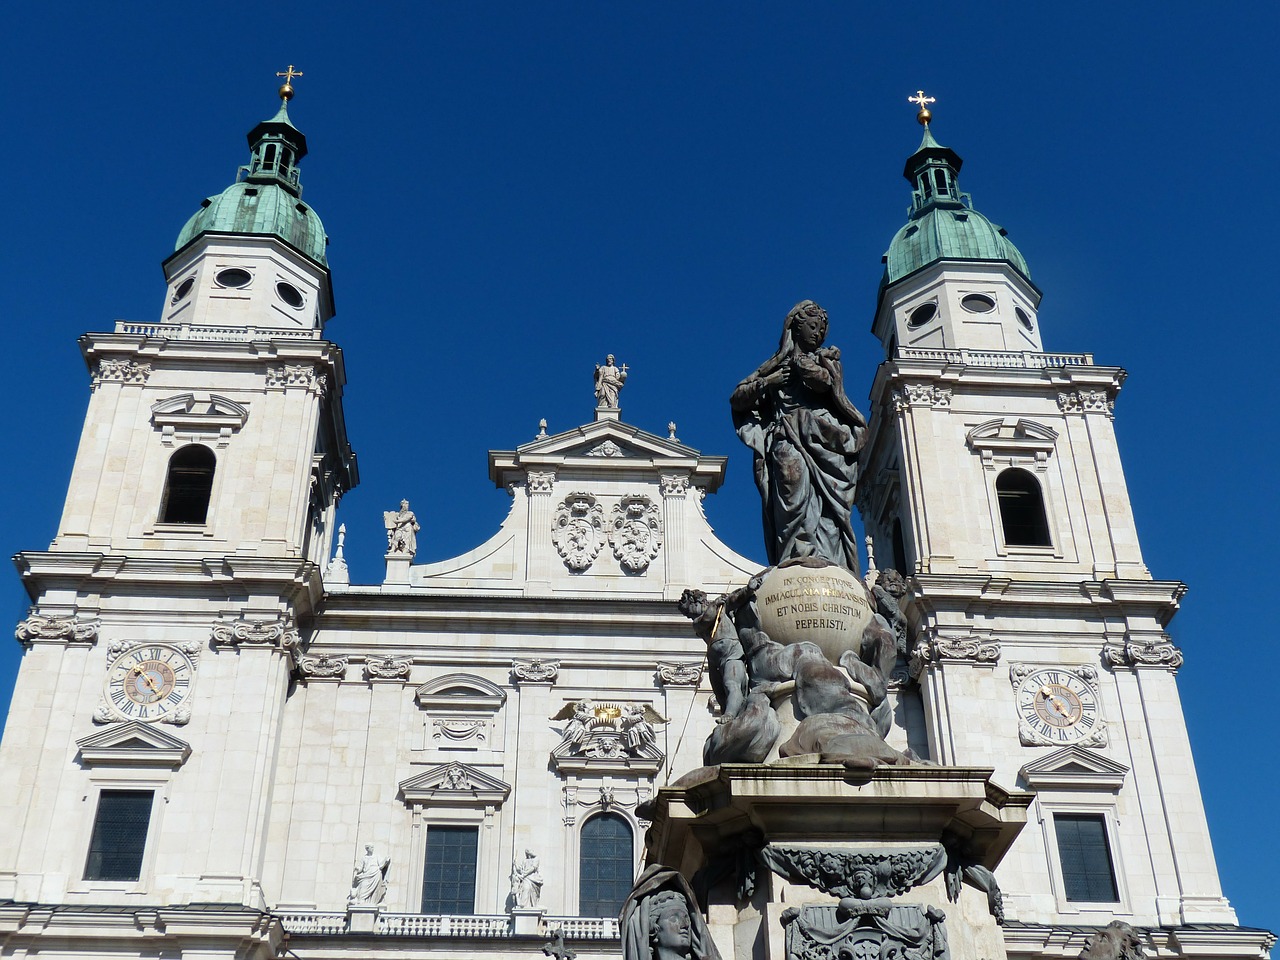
908,89,936,126
276,64,304,102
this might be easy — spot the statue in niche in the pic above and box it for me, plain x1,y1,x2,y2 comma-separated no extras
1079,922,1144,960
594,354,628,408
871,569,911,657
348,843,390,906
621,865,722,960
510,849,544,909
384,500,420,557
730,301,867,573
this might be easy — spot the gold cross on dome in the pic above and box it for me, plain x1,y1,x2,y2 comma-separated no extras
276,64,304,101
908,89,936,125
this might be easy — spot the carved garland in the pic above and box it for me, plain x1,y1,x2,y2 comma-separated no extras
266,363,329,395
1057,390,1115,418
890,383,952,411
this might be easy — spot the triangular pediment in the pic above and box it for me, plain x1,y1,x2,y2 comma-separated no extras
76,721,191,768
399,761,511,807
519,420,700,461
1020,745,1128,791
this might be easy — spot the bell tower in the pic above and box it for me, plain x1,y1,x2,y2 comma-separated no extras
858,98,1236,930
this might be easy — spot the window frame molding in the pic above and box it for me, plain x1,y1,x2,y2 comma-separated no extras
68,770,171,896
1036,798,1131,917
967,419,1066,560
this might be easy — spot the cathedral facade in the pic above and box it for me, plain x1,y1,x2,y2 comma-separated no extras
0,85,1270,960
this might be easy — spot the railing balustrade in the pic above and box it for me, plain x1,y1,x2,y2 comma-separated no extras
277,910,620,939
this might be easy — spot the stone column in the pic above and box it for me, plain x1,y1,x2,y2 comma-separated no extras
525,472,556,594
659,474,690,597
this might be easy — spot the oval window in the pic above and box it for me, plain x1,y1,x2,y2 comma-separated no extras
276,281,304,308
961,293,996,313
215,268,252,288
1016,306,1034,331
171,277,195,303
907,302,937,328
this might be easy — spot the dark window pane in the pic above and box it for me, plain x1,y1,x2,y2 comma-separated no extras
579,813,633,917
422,826,478,914
1055,814,1119,902
996,468,1051,547
161,445,216,524
84,790,153,881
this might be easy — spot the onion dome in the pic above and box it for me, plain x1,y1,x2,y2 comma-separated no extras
175,95,328,266
882,124,1028,287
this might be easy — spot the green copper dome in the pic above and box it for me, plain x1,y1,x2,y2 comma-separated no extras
882,126,1028,286
175,100,328,266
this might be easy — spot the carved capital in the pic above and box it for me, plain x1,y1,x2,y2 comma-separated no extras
1103,638,1183,671
297,653,348,680
266,363,328,394
891,383,952,412
526,471,556,495
92,359,152,387
659,475,690,498
15,613,99,645
656,660,704,687
211,615,299,650
512,658,559,684
908,631,1000,678
1057,389,1115,418
364,656,411,681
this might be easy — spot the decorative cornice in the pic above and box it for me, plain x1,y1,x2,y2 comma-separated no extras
908,631,1000,678
1057,389,1115,419
297,653,348,680
15,613,99,645
1103,638,1184,671
211,615,300,650
656,660,704,687
512,658,559,684
364,656,411,681
92,359,152,387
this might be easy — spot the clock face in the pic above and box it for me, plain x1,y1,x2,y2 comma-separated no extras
1015,668,1100,745
105,645,194,722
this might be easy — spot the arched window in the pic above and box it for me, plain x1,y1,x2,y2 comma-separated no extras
579,813,634,918
160,445,216,524
996,468,1051,547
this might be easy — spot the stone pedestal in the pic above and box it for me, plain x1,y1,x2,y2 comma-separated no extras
347,904,380,933
383,553,411,587
641,764,1031,960
511,906,545,936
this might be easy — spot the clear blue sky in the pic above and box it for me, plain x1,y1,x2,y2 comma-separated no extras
1,2,1275,934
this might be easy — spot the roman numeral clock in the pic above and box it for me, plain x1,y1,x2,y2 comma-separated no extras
93,642,201,725
1010,663,1106,748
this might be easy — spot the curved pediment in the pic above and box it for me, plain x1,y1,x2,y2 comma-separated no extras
966,417,1057,458
151,392,249,435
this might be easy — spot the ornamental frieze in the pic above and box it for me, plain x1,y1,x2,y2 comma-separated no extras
266,363,328,394
890,383,952,411
1056,389,1115,418
609,494,663,573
